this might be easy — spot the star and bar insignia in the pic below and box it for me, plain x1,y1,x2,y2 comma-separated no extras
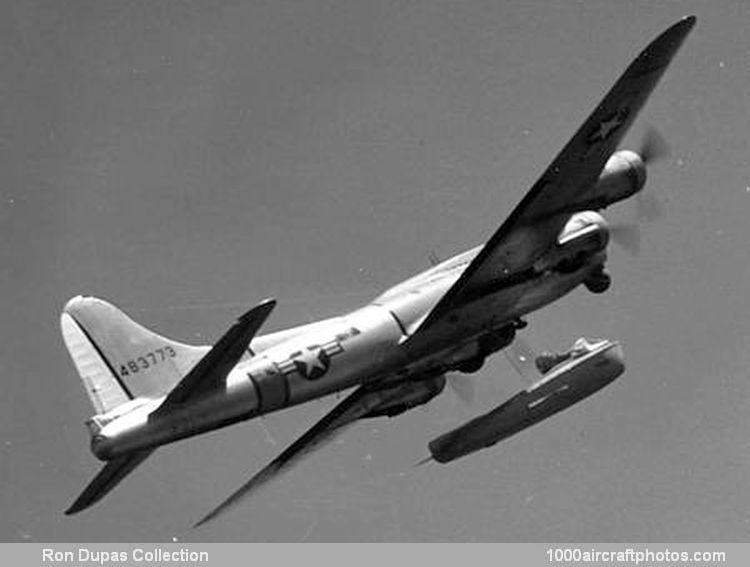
277,339,345,381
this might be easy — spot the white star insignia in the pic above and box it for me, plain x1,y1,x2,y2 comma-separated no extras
302,352,328,376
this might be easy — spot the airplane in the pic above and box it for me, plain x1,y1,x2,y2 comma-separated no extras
60,16,695,526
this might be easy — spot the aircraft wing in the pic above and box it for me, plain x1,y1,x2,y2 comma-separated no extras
194,382,403,528
409,17,695,336
151,299,276,417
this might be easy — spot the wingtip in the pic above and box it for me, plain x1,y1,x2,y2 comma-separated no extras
193,510,219,530
675,15,697,36
64,501,85,516
670,15,697,38
661,14,697,42
239,298,276,320
64,494,89,516
630,14,696,76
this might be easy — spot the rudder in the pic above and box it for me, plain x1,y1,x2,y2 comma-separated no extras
61,296,209,412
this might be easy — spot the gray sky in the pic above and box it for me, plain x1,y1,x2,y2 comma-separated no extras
2,0,750,542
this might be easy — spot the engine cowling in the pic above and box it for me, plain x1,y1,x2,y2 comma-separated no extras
589,150,646,208
362,375,446,418
534,211,609,274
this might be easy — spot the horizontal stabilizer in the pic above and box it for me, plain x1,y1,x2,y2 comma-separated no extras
152,299,276,417
65,449,155,515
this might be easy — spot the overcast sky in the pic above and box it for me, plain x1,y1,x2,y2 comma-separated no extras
3,0,750,542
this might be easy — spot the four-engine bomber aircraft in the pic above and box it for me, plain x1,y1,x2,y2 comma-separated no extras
61,17,695,526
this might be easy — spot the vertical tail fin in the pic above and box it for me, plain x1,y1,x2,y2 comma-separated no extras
61,296,209,413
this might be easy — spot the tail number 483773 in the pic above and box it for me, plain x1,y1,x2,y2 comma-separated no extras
119,346,176,377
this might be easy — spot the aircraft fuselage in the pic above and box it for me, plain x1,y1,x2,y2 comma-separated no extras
91,243,605,460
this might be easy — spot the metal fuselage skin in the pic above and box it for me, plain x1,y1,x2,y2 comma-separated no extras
92,245,604,461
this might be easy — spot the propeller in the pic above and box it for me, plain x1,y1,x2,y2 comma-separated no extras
504,335,542,383
609,126,670,254
448,331,543,403
447,373,476,405
610,222,642,255
639,125,670,165
635,125,669,222
635,191,664,223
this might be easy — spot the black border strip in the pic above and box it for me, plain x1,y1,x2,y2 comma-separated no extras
247,372,263,410
387,309,409,337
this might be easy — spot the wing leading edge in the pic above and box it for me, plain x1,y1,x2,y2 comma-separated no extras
194,384,380,528
409,16,696,337
151,299,276,417
193,376,444,527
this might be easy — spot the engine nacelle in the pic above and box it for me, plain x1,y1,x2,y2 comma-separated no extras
589,150,646,208
362,375,446,418
534,211,609,274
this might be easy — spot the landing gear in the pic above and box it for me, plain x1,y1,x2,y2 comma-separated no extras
584,269,611,294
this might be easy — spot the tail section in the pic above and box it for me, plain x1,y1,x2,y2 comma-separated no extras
61,296,209,412
62,298,277,516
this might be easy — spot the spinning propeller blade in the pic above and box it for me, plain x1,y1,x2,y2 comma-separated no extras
639,125,670,165
610,126,671,254
610,223,642,255
636,191,665,223
636,125,669,222
504,336,542,383
447,373,476,405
